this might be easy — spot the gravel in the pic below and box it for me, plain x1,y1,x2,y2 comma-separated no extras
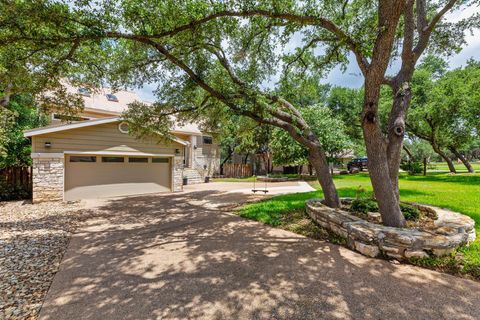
0,200,91,320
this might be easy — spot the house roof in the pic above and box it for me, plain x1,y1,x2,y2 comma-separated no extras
23,117,191,145
62,82,140,114
47,82,204,135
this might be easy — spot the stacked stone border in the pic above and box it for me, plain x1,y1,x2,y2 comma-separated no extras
306,198,476,259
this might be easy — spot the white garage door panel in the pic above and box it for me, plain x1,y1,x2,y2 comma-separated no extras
65,157,171,200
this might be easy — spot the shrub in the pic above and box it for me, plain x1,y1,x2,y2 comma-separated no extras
350,198,379,214
400,161,423,175
0,181,31,201
400,203,421,221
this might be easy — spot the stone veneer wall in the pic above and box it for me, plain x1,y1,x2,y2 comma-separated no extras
172,155,184,192
32,155,64,203
306,199,476,259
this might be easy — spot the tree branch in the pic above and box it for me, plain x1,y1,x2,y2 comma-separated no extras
413,0,459,59
2,8,370,76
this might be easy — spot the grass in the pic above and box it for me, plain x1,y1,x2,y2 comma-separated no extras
429,161,480,172
239,172,480,279
213,173,316,183
212,176,257,182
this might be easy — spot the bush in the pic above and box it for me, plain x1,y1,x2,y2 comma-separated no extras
350,198,379,214
400,203,421,221
351,198,421,221
0,181,31,201
400,161,423,175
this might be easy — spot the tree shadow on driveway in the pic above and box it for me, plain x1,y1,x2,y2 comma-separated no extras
39,190,480,320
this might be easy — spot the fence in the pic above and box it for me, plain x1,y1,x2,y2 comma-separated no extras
0,166,32,200
223,163,252,178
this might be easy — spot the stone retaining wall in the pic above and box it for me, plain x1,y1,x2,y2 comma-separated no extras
306,199,476,259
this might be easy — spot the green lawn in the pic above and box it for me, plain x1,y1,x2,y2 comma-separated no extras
429,161,480,172
212,176,257,182
240,172,480,279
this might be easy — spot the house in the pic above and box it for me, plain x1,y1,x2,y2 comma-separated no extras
24,84,220,203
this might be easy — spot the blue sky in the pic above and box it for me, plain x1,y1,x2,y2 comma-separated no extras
135,8,480,102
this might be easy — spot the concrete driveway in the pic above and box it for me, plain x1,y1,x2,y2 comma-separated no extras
39,182,480,319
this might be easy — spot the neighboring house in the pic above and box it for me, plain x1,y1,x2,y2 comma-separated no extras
24,84,220,203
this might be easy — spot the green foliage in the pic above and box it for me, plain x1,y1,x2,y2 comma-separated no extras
0,95,47,168
270,104,352,166
400,161,423,175
0,1,100,113
350,194,420,220
350,198,378,214
402,139,437,162
325,86,364,141
407,58,480,160
399,204,420,221
0,180,31,201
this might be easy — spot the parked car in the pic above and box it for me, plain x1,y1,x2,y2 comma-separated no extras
347,157,368,172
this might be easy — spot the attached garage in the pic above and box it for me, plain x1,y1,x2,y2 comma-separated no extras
24,117,186,203
64,154,172,201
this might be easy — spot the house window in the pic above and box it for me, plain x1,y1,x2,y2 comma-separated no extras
78,87,91,97
202,136,213,144
106,93,119,102
102,156,124,163
70,156,96,162
118,122,129,134
152,158,169,163
129,157,148,163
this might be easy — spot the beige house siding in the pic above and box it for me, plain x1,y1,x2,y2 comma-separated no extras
32,122,183,155
189,136,220,180
80,109,119,119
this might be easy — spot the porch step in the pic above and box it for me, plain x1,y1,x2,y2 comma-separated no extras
183,168,204,184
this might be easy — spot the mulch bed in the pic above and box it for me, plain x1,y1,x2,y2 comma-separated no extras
0,200,91,320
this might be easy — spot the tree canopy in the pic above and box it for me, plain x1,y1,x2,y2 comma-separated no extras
407,58,480,172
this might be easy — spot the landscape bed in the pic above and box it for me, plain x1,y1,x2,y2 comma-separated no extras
306,198,475,259
0,201,91,320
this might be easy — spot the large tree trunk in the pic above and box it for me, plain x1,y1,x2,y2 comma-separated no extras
308,147,340,208
431,143,456,173
449,146,475,173
362,80,406,228
387,81,411,200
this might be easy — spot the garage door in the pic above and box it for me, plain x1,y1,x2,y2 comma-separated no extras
64,155,171,201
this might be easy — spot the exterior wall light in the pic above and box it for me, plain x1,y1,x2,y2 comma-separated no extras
44,142,52,148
